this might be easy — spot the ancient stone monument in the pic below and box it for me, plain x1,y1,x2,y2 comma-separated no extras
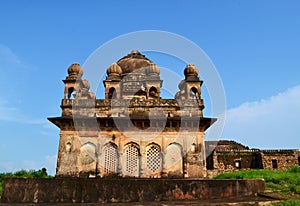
1,50,266,204
48,50,215,178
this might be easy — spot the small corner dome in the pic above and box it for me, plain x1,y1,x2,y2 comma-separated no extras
147,62,160,75
107,63,122,76
68,62,83,77
184,64,199,77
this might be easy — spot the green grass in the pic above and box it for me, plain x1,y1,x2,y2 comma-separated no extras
214,166,300,204
0,168,52,196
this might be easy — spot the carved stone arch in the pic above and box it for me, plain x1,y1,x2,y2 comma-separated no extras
67,86,76,99
100,142,119,176
166,142,184,155
146,143,162,176
190,87,199,99
80,142,96,166
123,142,140,177
108,87,117,99
164,143,183,177
149,86,158,98
135,89,147,97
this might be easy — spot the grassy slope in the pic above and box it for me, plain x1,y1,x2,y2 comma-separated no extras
214,166,300,205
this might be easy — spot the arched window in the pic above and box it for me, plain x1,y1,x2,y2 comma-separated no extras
135,89,147,97
165,143,183,177
68,87,76,99
101,143,119,175
146,143,162,175
108,87,117,99
190,87,199,99
80,142,96,165
123,143,140,177
149,86,158,98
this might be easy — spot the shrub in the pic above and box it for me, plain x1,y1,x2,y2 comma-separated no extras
0,168,52,196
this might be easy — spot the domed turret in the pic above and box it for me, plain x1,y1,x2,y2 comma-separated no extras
184,64,198,78
67,62,83,77
107,63,122,76
116,50,153,74
147,62,160,75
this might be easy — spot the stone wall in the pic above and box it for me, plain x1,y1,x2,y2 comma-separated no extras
262,150,299,169
206,150,263,171
206,148,299,177
1,178,265,203
216,150,263,170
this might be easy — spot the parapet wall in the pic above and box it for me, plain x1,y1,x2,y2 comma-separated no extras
1,178,265,203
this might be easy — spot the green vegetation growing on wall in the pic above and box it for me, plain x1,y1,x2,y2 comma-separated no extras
0,168,52,196
218,151,256,157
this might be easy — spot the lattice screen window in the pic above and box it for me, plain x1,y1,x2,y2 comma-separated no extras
124,143,139,177
146,144,161,173
102,144,119,175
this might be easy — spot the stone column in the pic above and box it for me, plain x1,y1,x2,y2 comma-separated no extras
139,141,147,177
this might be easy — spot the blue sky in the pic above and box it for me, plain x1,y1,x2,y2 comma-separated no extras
0,1,299,175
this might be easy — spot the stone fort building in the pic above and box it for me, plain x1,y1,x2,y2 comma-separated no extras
48,50,215,178
206,140,300,176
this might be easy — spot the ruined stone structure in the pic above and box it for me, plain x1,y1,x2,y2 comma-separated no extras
206,140,300,176
48,50,216,178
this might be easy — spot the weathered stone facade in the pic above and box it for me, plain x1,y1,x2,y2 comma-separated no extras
261,149,299,170
48,50,216,178
206,140,300,176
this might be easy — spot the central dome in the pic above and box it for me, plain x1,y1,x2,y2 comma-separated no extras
116,50,153,74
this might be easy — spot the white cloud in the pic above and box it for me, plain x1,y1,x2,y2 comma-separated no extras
0,44,22,65
0,100,47,124
223,85,300,149
0,44,35,73
0,45,45,125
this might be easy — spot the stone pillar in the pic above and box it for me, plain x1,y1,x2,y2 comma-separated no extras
139,141,147,177
185,132,206,178
118,151,123,176
213,151,218,170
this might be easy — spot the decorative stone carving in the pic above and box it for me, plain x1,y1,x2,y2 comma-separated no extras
75,79,96,100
